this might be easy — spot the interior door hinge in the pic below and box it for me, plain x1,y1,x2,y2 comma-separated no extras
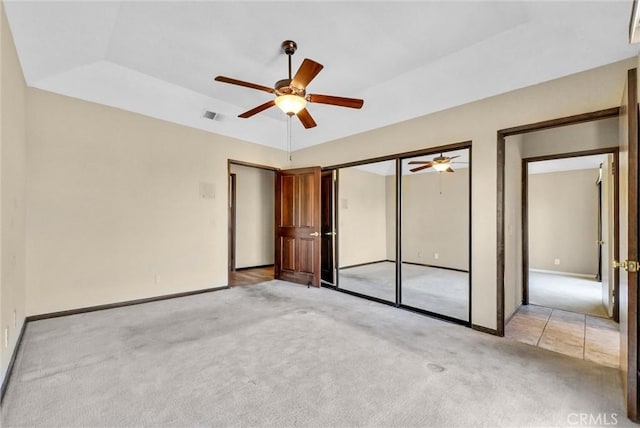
628,261,639,273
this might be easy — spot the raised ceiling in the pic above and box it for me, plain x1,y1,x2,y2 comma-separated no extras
4,1,638,151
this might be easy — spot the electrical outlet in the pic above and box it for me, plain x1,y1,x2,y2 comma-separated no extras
434,253,439,260
155,274,160,285
418,251,423,258
4,327,8,349
554,259,560,265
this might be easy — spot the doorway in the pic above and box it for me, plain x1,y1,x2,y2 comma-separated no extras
228,160,277,286
507,147,621,368
523,150,619,319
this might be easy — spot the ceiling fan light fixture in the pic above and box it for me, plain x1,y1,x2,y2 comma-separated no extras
275,94,306,116
433,162,450,172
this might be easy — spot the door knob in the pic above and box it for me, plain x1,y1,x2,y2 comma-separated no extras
309,232,319,237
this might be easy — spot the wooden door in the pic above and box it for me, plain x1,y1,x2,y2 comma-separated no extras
321,171,336,285
275,167,322,287
619,67,639,422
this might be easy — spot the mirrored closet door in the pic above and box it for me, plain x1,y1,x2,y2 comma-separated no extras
337,160,396,303
400,148,470,321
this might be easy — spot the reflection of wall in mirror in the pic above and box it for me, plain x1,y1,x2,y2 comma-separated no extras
338,167,389,267
399,168,470,272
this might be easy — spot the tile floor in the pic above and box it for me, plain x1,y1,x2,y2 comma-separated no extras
505,305,620,368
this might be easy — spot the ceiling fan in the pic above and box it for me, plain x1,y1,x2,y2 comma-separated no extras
408,153,465,173
214,40,364,129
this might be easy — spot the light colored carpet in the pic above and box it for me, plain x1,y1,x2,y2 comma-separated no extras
339,261,469,320
529,271,608,318
1,281,631,427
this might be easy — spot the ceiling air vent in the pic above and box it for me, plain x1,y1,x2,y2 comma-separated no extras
202,110,217,120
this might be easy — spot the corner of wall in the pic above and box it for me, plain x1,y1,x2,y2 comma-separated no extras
0,0,28,389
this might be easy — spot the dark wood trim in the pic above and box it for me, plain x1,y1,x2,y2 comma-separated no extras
228,159,279,172
229,172,237,272
335,169,340,289
614,149,621,322
234,264,274,271
626,68,639,422
500,107,620,137
396,158,402,307
497,133,506,337
322,140,472,171
468,145,473,324
0,320,27,404
339,260,389,270
471,324,499,336
524,146,621,163
522,159,529,305
497,107,620,338
26,286,230,322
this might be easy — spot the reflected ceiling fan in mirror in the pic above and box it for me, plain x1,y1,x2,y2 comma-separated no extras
214,40,364,129
408,153,466,173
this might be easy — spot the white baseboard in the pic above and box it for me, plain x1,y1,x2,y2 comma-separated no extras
529,268,596,280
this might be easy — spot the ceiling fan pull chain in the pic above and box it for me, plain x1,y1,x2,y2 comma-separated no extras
287,115,292,162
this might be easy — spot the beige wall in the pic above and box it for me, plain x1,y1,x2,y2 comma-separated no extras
522,117,618,159
338,167,388,267
504,135,523,319
528,169,599,276
229,165,274,269
1,19,632,339
292,57,635,330
25,89,286,316
401,169,469,271
0,3,27,386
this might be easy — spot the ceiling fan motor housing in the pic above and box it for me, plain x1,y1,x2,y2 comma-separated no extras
281,40,297,56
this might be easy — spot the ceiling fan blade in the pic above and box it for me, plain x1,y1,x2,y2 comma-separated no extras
296,108,317,129
446,167,455,173
307,94,364,109
214,76,275,94
408,161,431,165
448,155,461,161
410,164,433,173
238,100,276,118
292,58,324,89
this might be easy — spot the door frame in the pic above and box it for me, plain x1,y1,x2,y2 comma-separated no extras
322,140,473,327
227,159,279,285
320,170,337,286
520,147,620,321
496,107,620,336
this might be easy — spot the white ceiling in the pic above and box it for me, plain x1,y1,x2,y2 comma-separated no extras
4,1,639,152
528,154,609,175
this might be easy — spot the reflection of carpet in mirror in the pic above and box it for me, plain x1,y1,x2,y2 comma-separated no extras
529,271,608,318
339,261,469,321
